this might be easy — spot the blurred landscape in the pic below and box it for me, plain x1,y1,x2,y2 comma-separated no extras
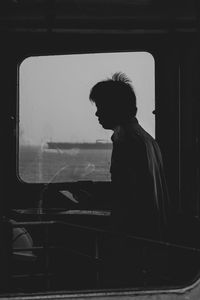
19,145,112,183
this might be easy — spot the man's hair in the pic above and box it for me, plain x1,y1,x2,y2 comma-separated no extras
89,72,137,118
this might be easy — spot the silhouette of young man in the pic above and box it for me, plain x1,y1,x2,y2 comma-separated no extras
89,72,169,239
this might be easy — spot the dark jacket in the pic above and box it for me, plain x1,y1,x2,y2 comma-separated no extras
110,118,169,239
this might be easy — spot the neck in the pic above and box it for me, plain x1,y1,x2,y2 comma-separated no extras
116,116,137,127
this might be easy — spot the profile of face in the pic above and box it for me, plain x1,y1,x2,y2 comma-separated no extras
95,102,117,130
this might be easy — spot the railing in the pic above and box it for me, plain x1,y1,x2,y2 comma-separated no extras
8,219,200,293
11,220,107,292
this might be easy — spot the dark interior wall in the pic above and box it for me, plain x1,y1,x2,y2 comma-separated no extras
155,36,180,213
180,40,200,216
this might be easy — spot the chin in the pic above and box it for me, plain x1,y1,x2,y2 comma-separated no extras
101,123,113,130
98,119,115,129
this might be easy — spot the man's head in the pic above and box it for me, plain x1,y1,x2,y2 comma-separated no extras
89,72,137,129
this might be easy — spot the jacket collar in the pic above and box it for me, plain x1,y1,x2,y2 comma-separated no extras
111,117,138,142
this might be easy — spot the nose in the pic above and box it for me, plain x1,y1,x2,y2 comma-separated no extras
95,110,99,117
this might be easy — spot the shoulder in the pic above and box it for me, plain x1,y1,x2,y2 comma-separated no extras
112,129,147,168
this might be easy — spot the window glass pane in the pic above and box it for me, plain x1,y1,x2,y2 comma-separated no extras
19,52,155,183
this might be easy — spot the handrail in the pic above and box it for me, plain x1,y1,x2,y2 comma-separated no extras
9,218,200,292
11,219,200,253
